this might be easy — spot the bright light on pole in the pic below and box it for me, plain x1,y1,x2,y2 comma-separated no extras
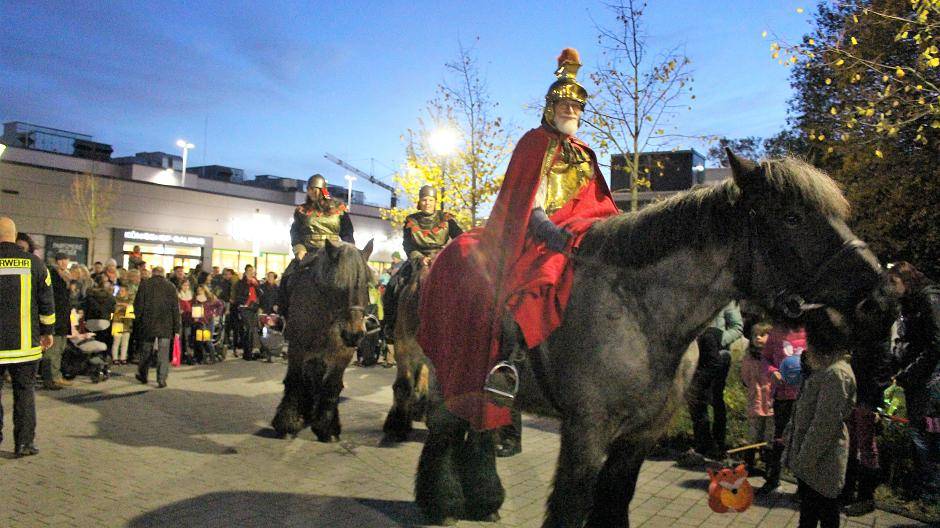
428,126,460,157
176,139,194,187
344,174,357,211
428,126,460,210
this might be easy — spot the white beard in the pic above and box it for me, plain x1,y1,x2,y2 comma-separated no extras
553,116,579,136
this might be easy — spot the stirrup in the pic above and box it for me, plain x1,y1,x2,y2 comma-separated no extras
484,361,519,407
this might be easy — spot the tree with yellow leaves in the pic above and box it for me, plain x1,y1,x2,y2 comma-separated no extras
382,42,514,229
66,171,115,263
584,0,697,211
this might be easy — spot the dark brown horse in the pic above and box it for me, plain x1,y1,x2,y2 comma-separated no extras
415,153,894,526
383,254,433,441
271,239,373,442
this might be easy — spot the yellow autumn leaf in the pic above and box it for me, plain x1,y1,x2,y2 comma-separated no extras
796,7,804,13
896,67,905,77
882,75,889,82
818,134,826,141
928,57,940,67
853,15,858,23
851,36,858,45
761,30,768,38
875,149,883,158
808,38,815,45
827,147,834,153
825,78,832,85
830,107,838,115
772,51,779,59
836,59,845,66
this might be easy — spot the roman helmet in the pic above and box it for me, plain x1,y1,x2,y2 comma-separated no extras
542,48,589,126
418,185,437,199
307,174,328,199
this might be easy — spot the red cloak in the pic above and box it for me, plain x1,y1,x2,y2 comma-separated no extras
417,125,619,430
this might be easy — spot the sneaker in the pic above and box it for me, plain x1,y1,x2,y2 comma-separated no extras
756,480,779,496
495,442,521,458
843,499,875,517
15,444,39,457
483,361,518,407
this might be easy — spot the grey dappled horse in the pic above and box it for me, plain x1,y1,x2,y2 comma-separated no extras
415,152,893,527
271,239,372,442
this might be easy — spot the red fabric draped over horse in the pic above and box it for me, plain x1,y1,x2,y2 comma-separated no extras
417,122,618,430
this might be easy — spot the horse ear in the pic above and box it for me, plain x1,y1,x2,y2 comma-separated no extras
360,238,374,262
726,148,761,190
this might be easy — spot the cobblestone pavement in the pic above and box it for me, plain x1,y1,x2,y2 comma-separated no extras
2,359,925,527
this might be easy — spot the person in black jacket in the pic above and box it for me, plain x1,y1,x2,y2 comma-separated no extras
233,265,262,360
260,272,280,314
1,217,55,457
42,253,74,389
133,266,181,388
887,261,940,501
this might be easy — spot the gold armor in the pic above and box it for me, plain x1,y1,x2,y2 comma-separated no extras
539,138,594,215
294,200,346,251
405,211,452,253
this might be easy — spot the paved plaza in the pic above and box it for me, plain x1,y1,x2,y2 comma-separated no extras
2,358,926,527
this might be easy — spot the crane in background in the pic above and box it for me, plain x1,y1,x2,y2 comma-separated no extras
324,153,398,208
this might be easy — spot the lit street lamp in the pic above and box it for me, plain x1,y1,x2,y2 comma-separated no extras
344,174,357,211
428,126,461,210
176,139,194,187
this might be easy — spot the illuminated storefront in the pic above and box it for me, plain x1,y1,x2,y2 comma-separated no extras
111,229,211,271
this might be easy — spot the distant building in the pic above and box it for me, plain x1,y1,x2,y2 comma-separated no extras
2,121,112,161
0,121,401,271
610,149,712,209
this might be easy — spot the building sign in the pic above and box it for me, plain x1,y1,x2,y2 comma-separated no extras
46,235,88,265
123,230,206,246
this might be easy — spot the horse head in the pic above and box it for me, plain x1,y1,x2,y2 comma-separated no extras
727,149,893,340
321,238,374,347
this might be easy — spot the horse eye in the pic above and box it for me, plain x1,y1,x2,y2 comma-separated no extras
783,212,802,227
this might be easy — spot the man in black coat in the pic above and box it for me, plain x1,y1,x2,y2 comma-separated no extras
42,253,73,389
133,266,181,388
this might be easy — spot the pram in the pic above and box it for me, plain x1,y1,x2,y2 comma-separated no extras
61,333,110,383
356,308,386,367
259,313,285,362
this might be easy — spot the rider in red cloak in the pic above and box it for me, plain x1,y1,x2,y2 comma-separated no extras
417,48,619,430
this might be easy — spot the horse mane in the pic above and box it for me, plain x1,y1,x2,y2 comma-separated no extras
309,243,371,302
759,156,849,219
582,156,849,267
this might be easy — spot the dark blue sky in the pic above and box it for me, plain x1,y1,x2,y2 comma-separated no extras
1,0,811,204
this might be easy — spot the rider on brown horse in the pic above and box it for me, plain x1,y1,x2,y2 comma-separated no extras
281,174,356,318
382,185,463,342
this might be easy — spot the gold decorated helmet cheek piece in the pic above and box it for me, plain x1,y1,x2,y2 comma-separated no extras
543,48,588,124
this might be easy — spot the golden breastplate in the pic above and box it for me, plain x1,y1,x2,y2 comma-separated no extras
543,147,593,215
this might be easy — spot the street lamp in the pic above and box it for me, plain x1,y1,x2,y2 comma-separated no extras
428,126,461,210
344,174,357,211
176,139,194,187
692,164,705,185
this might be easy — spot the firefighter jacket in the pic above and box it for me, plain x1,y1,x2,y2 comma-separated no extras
0,242,55,364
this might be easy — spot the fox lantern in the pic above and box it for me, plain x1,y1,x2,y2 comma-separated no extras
707,464,754,513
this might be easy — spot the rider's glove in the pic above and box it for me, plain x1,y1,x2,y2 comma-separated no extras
528,207,572,253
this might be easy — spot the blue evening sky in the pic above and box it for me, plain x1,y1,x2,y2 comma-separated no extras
1,0,814,205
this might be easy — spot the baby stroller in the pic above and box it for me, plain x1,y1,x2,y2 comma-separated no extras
259,313,285,362
356,307,386,367
61,333,111,383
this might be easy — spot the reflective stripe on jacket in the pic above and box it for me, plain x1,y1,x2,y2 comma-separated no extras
0,242,55,364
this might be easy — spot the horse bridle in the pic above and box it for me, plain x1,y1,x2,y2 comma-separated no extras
741,205,870,319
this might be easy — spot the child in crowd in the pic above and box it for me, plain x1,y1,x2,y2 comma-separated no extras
740,322,774,474
191,286,224,364
784,308,856,528
111,286,133,365
758,321,807,494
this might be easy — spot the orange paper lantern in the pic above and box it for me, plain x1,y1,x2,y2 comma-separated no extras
707,464,754,513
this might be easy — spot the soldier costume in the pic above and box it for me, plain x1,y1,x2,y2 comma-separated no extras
382,185,462,341
281,174,356,318
416,48,619,430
